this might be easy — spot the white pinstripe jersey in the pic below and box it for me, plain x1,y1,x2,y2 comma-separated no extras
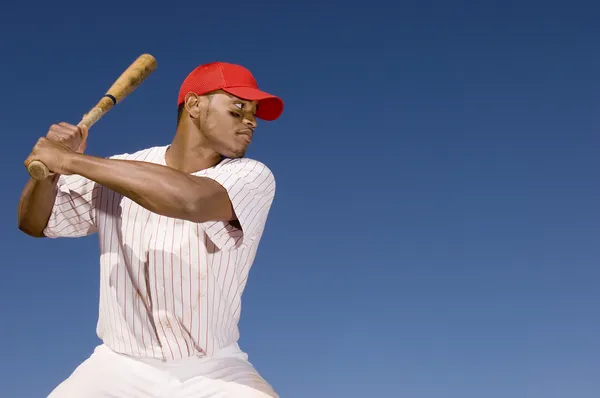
43,145,276,361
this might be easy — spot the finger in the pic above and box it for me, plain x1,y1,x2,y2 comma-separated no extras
24,153,36,168
58,121,79,132
54,132,72,142
58,121,87,143
58,121,84,137
76,136,88,153
46,132,68,144
49,123,79,137
47,124,69,139
46,124,82,148
36,136,49,146
24,143,40,167
78,124,89,140
51,123,70,132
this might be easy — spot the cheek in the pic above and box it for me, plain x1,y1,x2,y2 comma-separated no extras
205,113,237,139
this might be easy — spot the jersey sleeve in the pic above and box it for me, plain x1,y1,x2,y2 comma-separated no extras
43,174,100,238
41,151,135,239
197,158,276,251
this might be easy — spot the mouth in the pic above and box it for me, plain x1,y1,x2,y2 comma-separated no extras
236,129,253,143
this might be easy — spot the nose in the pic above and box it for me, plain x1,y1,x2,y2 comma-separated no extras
243,114,257,129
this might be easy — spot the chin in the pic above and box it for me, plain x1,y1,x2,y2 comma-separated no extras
223,147,247,159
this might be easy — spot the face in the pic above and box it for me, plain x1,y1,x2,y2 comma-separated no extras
185,90,258,158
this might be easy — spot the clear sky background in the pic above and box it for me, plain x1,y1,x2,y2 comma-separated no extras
1,1,599,397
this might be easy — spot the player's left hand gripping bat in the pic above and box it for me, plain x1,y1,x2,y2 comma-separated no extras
26,53,158,180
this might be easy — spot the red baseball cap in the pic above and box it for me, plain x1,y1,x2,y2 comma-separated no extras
177,62,284,121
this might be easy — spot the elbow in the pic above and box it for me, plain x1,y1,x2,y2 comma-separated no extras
183,199,210,223
182,191,233,224
17,221,46,238
17,214,46,238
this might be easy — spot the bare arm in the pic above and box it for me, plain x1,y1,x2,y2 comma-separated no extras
18,122,87,238
64,152,235,223
17,175,59,237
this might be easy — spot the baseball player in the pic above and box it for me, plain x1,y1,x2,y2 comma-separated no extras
18,62,284,398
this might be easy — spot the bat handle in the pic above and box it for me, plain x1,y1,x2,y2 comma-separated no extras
26,118,92,181
27,160,50,181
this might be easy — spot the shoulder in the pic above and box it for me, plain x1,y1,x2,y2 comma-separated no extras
210,157,275,181
108,145,166,162
196,157,276,196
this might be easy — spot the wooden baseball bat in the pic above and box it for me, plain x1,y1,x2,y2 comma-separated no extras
27,53,158,180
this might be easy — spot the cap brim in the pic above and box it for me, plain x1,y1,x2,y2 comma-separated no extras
223,86,284,121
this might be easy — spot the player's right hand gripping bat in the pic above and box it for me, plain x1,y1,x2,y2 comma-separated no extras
26,53,158,181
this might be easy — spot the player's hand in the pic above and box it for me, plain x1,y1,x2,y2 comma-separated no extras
24,137,78,176
45,122,88,153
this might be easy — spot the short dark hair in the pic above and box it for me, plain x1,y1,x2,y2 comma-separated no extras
177,93,217,125
177,103,184,124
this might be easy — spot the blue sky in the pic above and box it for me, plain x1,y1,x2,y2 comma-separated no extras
1,1,599,397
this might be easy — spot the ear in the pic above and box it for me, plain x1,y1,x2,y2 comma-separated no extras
184,92,202,119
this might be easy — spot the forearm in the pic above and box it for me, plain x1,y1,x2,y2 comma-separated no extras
17,175,59,237
66,153,229,222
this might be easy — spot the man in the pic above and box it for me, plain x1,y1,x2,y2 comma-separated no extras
18,61,284,398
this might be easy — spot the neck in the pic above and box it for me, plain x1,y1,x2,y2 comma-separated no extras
165,122,223,173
